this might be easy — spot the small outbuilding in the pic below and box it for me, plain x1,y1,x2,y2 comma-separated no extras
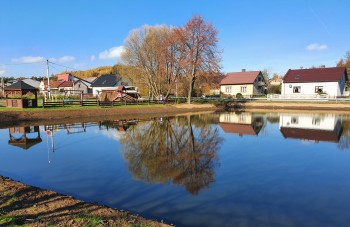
4,81,38,108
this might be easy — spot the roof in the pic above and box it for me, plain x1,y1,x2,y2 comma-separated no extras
21,79,40,89
8,138,42,150
5,81,37,90
283,67,347,83
58,81,74,88
219,123,260,136
49,81,64,89
220,71,262,85
280,127,341,143
90,74,121,87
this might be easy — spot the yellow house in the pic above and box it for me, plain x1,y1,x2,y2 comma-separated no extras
220,70,266,97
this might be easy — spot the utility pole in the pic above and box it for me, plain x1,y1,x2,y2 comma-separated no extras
46,59,51,99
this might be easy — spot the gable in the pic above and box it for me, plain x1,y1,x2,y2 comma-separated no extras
283,67,346,83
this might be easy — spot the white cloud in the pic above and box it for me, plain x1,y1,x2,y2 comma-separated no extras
98,46,124,60
12,56,45,63
90,55,96,61
306,43,328,51
50,56,75,63
57,56,75,63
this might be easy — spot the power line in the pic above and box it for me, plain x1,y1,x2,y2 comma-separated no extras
48,61,79,71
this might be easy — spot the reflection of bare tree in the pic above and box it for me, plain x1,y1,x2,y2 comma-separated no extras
120,115,222,195
339,119,350,150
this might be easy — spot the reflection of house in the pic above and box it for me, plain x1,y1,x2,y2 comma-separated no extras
8,126,42,150
281,67,348,97
219,112,264,136
279,114,342,143
220,69,266,97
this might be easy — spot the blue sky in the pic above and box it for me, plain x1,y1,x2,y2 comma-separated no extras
0,0,349,78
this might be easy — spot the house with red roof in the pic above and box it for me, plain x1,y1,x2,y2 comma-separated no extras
281,66,348,97
220,69,266,97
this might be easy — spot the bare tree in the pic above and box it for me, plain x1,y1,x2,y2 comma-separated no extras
174,15,221,103
122,25,183,99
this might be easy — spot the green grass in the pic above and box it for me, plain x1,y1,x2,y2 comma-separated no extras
74,211,103,227
0,216,20,225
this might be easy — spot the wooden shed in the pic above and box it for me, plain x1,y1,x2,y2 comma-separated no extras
4,81,38,108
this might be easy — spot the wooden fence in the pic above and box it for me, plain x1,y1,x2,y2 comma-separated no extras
42,98,178,108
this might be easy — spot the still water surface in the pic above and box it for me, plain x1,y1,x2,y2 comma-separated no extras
1,112,350,227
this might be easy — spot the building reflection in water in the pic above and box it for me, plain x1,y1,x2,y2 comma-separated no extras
279,114,343,143
219,112,265,136
8,126,42,150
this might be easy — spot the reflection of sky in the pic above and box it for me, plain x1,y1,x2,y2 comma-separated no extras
0,113,350,227
97,128,124,141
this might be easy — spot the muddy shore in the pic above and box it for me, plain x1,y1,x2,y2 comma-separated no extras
0,176,171,227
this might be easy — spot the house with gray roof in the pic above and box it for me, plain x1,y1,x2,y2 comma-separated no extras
90,74,131,96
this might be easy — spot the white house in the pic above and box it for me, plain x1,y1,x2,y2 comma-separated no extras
90,74,132,96
220,70,266,97
281,67,348,97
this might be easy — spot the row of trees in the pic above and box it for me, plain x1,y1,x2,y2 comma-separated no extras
121,16,221,103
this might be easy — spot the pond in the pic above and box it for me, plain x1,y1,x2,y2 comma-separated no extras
1,111,350,227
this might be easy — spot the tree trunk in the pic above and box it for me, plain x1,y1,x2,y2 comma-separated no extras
187,77,193,104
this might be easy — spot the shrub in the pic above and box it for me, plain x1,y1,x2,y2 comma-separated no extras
236,93,243,99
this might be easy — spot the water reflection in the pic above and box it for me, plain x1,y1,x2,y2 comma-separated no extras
120,115,223,194
279,114,342,143
8,126,42,150
219,112,265,136
2,112,350,227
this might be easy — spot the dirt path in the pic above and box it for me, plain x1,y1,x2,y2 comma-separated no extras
0,176,171,227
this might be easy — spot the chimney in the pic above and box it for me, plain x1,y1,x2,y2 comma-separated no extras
242,69,246,72
320,65,326,68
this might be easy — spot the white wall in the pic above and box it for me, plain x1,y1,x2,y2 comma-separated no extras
219,112,252,124
281,81,342,96
279,114,338,131
92,87,117,96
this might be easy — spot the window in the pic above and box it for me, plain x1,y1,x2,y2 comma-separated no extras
225,86,232,93
239,114,245,122
293,86,300,93
312,117,321,125
291,117,298,124
224,114,231,122
241,86,247,93
315,86,323,93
